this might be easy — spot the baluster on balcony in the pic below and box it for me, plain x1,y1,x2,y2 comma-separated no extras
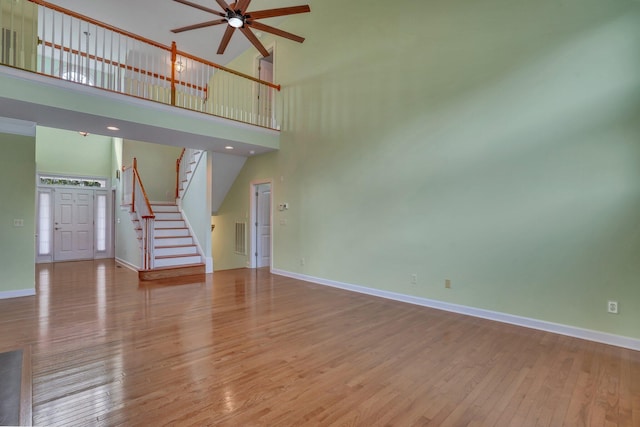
6,0,280,129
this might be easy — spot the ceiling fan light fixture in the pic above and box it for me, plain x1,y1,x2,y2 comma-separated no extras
227,14,244,28
171,0,310,56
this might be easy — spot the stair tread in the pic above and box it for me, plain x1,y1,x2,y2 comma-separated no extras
155,253,201,260
155,244,197,249
141,263,205,272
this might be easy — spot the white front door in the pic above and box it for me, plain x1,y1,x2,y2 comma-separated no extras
54,189,94,261
256,183,271,268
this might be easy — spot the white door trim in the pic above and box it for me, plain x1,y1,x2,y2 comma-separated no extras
36,174,114,263
248,179,273,269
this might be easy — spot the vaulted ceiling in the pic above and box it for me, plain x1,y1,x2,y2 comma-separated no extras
45,0,309,65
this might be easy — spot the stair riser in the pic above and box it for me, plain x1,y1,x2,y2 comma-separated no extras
155,228,190,237
155,220,186,229
151,205,180,213
155,246,198,257
154,237,194,246
135,204,204,274
155,212,182,220
155,256,202,268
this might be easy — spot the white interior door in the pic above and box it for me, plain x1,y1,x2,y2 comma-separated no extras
54,189,94,261
256,183,271,268
257,53,274,126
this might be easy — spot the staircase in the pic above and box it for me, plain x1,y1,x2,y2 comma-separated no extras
132,203,205,280
176,148,203,200
123,155,206,282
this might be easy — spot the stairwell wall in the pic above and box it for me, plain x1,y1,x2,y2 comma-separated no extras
211,152,277,271
181,151,212,272
113,137,141,269
122,140,182,202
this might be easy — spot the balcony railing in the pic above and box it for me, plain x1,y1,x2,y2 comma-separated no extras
0,0,280,129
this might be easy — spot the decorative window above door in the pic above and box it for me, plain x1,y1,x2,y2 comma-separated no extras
39,175,106,188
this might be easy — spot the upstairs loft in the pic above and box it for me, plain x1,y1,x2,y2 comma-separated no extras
0,0,279,154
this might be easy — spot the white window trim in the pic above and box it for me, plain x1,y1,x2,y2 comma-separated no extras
36,174,114,262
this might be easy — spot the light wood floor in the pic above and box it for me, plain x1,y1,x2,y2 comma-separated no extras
0,260,638,426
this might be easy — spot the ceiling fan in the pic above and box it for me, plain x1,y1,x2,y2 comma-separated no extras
171,0,310,57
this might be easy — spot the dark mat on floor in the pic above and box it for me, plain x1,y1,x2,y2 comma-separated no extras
0,349,22,426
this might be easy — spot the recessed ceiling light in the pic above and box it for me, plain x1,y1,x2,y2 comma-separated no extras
107,126,120,131
225,146,234,150
249,150,255,155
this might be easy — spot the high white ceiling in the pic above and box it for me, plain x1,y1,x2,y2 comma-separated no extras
45,0,309,65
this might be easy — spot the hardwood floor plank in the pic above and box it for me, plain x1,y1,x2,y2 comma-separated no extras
0,260,638,426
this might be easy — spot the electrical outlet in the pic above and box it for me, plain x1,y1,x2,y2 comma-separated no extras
300,257,305,266
607,301,618,314
410,274,418,285
445,279,451,289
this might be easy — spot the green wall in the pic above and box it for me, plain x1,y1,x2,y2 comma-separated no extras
36,126,113,177
212,152,277,270
215,0,640,339
0,132,36,293
113,138,142,268
122,140,182,202
181,152,211,264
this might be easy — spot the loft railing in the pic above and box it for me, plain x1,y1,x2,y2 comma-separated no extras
122,158,155,270
0,0,280,129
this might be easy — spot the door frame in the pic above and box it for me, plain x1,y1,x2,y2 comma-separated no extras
253,42,276,127
254,41,276,83
248,179,273,269
36,173,114,263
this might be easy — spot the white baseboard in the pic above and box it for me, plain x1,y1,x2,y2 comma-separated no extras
0,288,36,300
115,258,139,272
271,269,640,352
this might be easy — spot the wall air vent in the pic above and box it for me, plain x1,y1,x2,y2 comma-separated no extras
235,222,246,255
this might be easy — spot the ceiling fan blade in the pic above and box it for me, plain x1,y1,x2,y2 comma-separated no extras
171,19,227,33
247,5,310,20
248,21,305,43
235,0,251,14
172,0,225,16
213,0,231,11
217,25,236,55
240,26,270,57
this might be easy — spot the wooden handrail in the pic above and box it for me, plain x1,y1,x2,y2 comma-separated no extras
122,159,156,270
29,0,280,91
176,148,185,199
175,49,281,91
39,40,208,93
133,158,155,218
130,159,136,213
